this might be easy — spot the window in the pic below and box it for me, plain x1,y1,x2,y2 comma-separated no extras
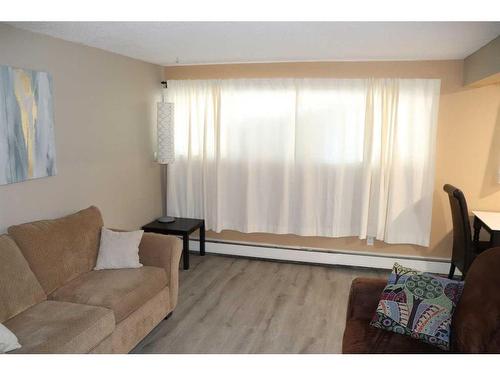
165,78,440,246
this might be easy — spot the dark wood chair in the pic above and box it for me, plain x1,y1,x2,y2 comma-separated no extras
443,184,489,279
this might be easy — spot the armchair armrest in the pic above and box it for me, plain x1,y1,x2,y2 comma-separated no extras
346,277,387,321
138,233,182,309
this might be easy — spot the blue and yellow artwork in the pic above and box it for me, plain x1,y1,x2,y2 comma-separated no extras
0,65,56,185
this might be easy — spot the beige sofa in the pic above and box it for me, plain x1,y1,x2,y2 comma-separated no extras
0,206,182,353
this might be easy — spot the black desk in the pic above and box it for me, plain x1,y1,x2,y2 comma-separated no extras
142,218,205,270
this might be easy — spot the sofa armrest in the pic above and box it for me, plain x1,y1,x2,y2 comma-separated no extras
346,277,387,321
138,233,182,309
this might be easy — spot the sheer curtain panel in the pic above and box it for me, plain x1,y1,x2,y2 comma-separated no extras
165,78,440,246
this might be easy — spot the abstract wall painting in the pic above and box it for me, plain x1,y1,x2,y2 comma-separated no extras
0,65,56,185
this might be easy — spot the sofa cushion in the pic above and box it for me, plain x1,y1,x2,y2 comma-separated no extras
343,318,443,354
8,206,104,295
342,276,442,353
95,228,144,270
0,323,21,353
3,300,114,353
370,263,464,351
49,266,168,322
0,235,46,323
90,287,171,354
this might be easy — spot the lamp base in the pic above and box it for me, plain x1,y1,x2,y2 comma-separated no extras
157,216,175,223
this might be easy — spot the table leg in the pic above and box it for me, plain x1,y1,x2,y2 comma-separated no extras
473,216,481,245
200,222,206,256
182,234,190,270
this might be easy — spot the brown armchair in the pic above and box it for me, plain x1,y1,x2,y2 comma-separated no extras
342,247,500,353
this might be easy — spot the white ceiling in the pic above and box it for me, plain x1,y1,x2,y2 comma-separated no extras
8,22,500,66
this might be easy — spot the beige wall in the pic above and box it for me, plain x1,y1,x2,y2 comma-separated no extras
164,61,500,259
0,24,163,233
2,23,495,260
464,36,500,86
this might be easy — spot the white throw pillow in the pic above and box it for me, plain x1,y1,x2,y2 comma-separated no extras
94,228,144,270
0,323,21,353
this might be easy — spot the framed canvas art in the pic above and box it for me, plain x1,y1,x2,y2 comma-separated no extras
0,65,56,185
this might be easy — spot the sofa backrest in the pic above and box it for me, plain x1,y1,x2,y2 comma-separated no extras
0,234,46,323
8,206,104,295
452,247,500,353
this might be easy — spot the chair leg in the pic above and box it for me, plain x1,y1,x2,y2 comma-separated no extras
448,263,455,279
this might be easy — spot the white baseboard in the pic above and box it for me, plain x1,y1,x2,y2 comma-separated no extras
188,239,457,275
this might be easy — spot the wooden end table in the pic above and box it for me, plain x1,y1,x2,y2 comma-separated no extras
142,218,205,270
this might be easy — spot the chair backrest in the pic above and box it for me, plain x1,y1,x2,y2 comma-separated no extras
443,184,474,274
453,247,500,353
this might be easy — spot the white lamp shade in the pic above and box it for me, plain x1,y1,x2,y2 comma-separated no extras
157,102,175,164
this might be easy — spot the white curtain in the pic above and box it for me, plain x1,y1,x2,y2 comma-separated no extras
165,78,440,246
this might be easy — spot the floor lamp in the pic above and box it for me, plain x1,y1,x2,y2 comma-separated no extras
157,81,175,223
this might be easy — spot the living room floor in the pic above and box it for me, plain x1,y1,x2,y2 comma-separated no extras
132,254,388,354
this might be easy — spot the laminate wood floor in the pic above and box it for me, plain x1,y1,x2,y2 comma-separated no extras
132,254,388,354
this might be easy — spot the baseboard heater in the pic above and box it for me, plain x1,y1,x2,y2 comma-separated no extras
187,238,457,275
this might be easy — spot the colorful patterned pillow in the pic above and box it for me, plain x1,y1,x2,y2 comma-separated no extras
370,263,464,351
